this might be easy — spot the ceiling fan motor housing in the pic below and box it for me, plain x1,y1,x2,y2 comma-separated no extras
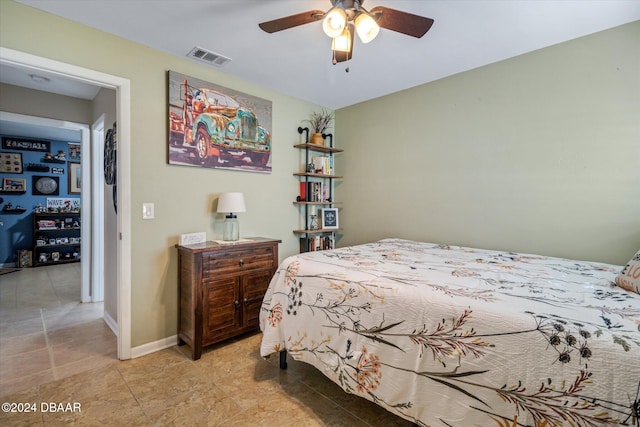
331,0,364,21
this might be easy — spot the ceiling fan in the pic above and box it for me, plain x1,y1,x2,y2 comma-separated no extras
259,0,434,66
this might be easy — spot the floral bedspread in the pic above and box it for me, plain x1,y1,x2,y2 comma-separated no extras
259,239,640,426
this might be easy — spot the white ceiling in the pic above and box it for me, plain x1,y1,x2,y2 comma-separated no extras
6,0,640,110
0,63,100,100
0,118,82,143
0,63,94,141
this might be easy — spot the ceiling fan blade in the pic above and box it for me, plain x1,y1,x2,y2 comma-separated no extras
369,6,434,38
258,10,324,33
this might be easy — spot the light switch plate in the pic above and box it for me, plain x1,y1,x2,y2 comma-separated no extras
142,203,154,219
180,232,206,245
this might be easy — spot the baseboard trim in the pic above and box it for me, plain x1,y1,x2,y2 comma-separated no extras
0,263,17,268
131,335,179,359
103,311,118,337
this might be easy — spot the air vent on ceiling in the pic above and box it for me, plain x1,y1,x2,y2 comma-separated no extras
187,46,232,67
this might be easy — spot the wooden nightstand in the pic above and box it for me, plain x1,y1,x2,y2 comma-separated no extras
176,237,281,360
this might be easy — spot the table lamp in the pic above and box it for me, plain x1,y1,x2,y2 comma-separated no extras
217,192,246,241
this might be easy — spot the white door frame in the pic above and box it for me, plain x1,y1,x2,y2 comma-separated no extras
0,47,132,360
90,115,105,303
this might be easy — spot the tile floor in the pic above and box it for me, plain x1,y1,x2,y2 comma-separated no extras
0,263,117,397
1,265,413,426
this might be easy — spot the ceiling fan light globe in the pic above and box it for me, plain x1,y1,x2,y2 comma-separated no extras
355,13,379,43
323,8,347,38
331,27,352,52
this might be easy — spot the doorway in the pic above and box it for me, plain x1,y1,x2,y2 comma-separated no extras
0,46,132,359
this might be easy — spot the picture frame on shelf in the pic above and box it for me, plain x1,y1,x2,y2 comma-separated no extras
2,177,26,191
320,208,339,229
51,252,60,262
68,162,81,194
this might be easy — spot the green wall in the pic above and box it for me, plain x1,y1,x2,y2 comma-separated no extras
336,21,640,265
0,0,325,347
2,0,637,351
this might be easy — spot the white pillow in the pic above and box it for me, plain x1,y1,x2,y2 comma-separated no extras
615,250,640,295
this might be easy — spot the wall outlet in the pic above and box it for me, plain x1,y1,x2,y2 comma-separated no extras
180,232,206,245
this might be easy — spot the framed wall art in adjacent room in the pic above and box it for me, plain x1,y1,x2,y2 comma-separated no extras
2,177,26,192
68,143,81,161
68,162,81,194
33,176,59,196
1,152,23,173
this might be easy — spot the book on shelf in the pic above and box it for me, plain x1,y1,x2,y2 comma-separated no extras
37,220,57,229
300,235,335,252
311,156,333,175
301,181,325,202
299,182,306,200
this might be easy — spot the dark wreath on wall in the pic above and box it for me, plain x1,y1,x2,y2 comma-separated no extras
104,122,117,213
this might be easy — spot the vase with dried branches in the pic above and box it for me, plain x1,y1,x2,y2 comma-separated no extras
304,109,334,146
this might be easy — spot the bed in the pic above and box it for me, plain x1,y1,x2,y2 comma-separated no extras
259,239,640,426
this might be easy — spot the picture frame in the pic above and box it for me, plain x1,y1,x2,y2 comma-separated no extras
33,176,59,196
18,250,32,268
0,152,23,173
3,137,50,152
51,252,60,262
168,70,272,173
68,162,81,194
2,177,26,192
68,143,81,161
321,208,339,229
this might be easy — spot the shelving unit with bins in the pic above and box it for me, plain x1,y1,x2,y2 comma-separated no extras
32,211,81,266
293,127,343,253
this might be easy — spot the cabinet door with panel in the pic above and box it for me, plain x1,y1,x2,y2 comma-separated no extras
243,268,276,328
176,237,281,360
202,276,241,344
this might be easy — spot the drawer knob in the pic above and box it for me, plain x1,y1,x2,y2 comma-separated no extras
239,259,245,267
234,300,240,308
244,297,249,306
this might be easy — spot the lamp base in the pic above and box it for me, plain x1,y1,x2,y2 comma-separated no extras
223,215,239,241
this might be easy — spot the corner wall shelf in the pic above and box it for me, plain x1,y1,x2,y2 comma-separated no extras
293,127,343,253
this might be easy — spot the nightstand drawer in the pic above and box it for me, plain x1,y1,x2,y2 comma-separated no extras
203,246,275,277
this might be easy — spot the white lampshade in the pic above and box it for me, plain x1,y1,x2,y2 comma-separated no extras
323,7,347,38
217,192,246,214
355,13,380,43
